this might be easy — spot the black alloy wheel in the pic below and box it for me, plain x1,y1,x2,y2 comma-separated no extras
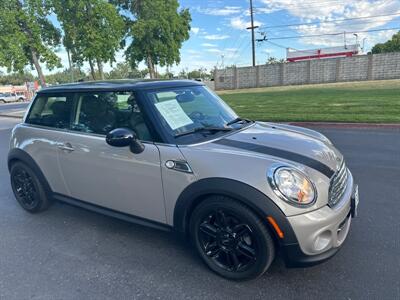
10,162,52,213
198,209,257,272
190,196,275,280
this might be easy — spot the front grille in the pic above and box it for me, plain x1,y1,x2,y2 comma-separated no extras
328,161,348,207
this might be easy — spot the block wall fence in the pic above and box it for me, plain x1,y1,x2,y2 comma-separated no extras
214,52,400,90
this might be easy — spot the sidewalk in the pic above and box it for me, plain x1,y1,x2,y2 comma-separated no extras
0,110,25,119
288,122,400,129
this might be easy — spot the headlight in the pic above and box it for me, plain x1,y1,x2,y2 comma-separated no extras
268,166,317,207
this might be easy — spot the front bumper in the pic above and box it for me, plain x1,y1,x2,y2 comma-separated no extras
282,172,358,267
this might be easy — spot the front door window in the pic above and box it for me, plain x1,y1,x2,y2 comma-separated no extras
71,92,154,141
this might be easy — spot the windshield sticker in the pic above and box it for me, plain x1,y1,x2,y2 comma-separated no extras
155,100,193,130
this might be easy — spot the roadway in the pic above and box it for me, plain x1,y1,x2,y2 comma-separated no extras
0,117,399,299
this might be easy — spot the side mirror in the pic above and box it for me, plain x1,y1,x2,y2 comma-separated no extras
106,128,145,154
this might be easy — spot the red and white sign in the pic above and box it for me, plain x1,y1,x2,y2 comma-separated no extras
287,44,359,62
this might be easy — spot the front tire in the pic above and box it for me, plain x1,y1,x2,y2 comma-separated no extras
190,196,275,281
10,162,52,213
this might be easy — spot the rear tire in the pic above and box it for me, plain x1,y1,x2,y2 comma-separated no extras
10,162,52,213
190,196,275,281
0,99,5,104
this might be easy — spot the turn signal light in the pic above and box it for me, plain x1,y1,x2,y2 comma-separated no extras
267,216,284,239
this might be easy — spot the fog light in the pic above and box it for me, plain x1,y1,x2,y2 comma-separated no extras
313,231,331,252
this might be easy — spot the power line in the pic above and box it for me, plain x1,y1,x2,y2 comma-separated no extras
258,12,400,29
262,18,400,35
265,27,400,40
264,40,294,50
254,0,351,10
233,42,252,66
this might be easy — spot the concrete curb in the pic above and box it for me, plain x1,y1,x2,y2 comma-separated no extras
288,122,400,129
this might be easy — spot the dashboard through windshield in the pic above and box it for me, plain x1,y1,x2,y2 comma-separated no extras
144,85,246,143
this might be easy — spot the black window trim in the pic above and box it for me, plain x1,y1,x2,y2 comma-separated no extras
26,90,164,143
25,92,75,130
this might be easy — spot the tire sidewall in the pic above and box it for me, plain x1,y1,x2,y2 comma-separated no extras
190,197,274,281
10,162,49,213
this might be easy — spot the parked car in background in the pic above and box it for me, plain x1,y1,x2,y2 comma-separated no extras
8,80,359,280
0,92,26,103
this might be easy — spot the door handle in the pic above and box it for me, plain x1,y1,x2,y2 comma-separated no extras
58,143,75,152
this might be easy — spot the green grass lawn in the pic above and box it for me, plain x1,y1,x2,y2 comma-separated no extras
217,80,400,123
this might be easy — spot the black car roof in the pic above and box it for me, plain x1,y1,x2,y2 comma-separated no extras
37,79,204,94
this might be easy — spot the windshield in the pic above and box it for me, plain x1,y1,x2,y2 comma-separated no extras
144,86,241,140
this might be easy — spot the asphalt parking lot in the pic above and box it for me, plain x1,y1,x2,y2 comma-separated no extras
0,117,399,300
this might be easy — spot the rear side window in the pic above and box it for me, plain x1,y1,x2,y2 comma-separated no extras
26,94,72,129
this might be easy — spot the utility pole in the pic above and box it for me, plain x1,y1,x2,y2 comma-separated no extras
247,0,258,67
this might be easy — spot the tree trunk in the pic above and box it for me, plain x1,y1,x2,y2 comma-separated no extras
31,50,46,87
96,59,104,80
67,48,74,82
88,58,96,80
147,56,156,79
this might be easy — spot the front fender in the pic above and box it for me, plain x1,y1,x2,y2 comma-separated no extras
173,177,298,245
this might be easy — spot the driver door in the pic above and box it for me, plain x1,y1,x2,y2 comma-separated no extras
56,91,166,223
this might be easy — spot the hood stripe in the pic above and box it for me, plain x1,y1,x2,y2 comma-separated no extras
214,139,334,178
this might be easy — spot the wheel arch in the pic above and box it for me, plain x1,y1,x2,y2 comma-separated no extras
8,148,52,195
173,178,298,245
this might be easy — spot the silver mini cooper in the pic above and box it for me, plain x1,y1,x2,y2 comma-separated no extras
8,80,359,280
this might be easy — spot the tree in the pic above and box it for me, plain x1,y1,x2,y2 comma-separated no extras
114,0,191,78
0,71,35,86
266,57,278,64
107,62,146,79
187,70,201,79
46,68,86,85
53,0,125,80
178,69,188,79
371,31,400,54
0,0,62,86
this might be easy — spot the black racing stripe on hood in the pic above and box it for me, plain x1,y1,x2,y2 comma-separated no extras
214,139,334,178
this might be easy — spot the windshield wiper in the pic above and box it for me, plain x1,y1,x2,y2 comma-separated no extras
174,126,233,138
226,117,252,126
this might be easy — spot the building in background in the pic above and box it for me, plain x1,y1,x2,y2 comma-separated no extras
287,44,360,62
0,81,39,100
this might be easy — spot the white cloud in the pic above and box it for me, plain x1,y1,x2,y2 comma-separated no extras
204,34,230,40
230,16,263,30
191,27,200,35
206,48,222,54
202,43,217,47
186,49,202,56
258,0,400,49
263,48,275,54
196,6,243,16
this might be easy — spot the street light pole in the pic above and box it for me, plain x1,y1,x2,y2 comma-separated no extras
353,33,359,47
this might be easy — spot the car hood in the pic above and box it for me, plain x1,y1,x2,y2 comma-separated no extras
211,122,343,177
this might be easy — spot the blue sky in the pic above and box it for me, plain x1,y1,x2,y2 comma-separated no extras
4,0,400,75
176,0,400,72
